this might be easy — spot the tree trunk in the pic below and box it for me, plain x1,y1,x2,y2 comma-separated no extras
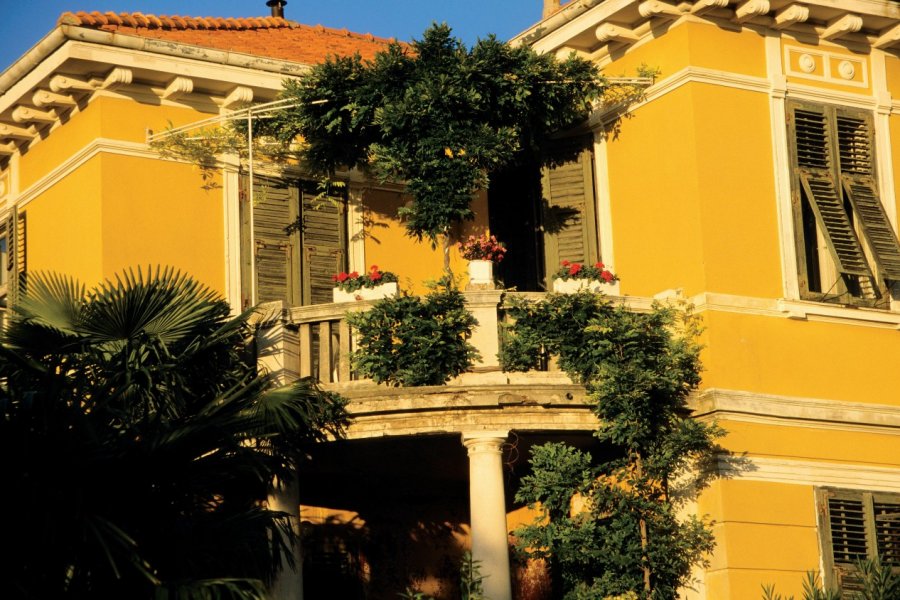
635,453,652,597
442,232,452,275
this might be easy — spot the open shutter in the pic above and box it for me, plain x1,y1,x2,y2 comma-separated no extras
873,493,900,574
541,145,599,287
835,111,900,282
791,105,874,281
6,207,24,304
820,489,900,594
300,184,346,305
825,492,869,594
240,174,301,306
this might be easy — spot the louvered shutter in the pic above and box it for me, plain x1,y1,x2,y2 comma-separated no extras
790,104,874,281
240,174,301,306
821,489,900,593
825,491,869,593
541,146,599,287
300,183,346,305
5,207,25,304
835,110,900,282
873,494,900,568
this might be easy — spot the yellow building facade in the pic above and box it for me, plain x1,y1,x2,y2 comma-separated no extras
517,0,900,597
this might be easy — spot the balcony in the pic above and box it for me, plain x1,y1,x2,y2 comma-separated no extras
255,289,654,440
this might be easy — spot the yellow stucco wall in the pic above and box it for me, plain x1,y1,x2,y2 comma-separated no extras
25,155,104,284
17,94,226,292
698,480,819,598
99,153,224,292
361,187,489,294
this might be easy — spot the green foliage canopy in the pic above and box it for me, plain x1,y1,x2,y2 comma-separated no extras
0,268,347,599
503,292,723,599
259,24,606,241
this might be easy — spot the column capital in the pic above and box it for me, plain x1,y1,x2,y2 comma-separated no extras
461,430,509,451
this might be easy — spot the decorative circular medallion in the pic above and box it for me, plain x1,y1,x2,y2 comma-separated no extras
798,54,816,74
838,60,856,80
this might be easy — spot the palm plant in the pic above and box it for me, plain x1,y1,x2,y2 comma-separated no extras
0,267,347,599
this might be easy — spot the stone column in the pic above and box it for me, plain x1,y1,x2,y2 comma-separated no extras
462,290,504,370
462,431,512,600
269,475,304,600
254,301,301,385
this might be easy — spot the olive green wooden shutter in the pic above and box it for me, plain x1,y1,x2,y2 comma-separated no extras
300,184,346,305
6,207,24,304
541,146,599,287
835,110,900,282
790,104,874,280
824,491,869,594
240,174,301,306
819,488,900,594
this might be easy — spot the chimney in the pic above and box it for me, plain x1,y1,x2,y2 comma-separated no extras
267,0,287,18
543,0,561,18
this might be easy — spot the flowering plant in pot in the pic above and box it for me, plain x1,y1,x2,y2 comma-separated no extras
552,260,618,293
459,234,506,287
332,265,399,301
458,233,507,263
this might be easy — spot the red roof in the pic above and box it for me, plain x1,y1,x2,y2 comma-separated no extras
58,11,398,64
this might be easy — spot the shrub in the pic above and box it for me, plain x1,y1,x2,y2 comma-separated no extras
346,277,479,386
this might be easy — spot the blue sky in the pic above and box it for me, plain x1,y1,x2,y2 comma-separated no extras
0,1,545,72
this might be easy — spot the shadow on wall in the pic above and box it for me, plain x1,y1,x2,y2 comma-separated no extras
302,502,469,600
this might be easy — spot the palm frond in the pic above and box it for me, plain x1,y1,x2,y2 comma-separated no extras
84,266,225,345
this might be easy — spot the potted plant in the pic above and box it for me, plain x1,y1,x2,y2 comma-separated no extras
332,265,399,302
459,233,506,287
551,260,618,293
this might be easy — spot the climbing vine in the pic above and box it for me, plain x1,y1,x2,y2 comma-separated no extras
504,291,724,599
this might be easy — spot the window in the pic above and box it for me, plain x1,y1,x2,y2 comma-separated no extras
817,488,900,593
787,102,900,307
239,174,347,308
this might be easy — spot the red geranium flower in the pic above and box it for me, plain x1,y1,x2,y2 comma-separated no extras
569,264,582,276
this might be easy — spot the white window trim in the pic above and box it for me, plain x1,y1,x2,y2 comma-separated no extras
769,37,900,311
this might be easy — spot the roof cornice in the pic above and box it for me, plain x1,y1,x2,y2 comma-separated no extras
0,25,318,162
512,0,900,55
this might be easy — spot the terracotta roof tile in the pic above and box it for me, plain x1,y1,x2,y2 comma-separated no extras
57,11,399,63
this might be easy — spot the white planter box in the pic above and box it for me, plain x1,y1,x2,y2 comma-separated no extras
552,278,612,294
332,281,399,303
467,259,494,286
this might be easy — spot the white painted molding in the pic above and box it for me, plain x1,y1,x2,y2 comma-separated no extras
32,89,76,108
718,455,900,493
593,132,616,275
49,73,93,93
695,388,900,432
158,76,194,100
11,106,56,125
347,184,366,275
689,291,900,327
0,123,36,140
774,4,810,29
875,23,900,49
766,33,799,301
101,67,133,90
690,0,729,16
222,166,242,313
595,23,639,45
822,14,864,41
786,81,877,108
638,0,682,19
13,138,159,209
221,86,254,110
733,0,770,24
